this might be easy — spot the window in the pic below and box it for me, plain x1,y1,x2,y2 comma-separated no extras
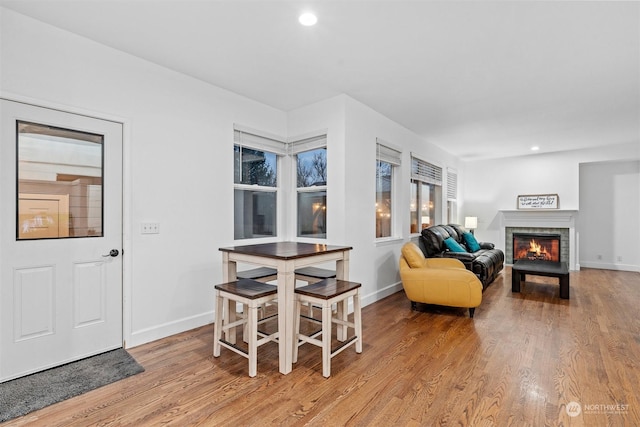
233,129,285,240
292,136,327,238
376,141,401,239
447,168,458,224
410,155,442,233
17,121,103,239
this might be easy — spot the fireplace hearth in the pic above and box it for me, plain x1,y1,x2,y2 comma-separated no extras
513,233,561,263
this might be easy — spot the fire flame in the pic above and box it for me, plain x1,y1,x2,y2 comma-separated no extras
514,235,560,262
529,239,548,257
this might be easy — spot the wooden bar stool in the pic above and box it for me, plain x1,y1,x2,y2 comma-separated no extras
237,267,278,319
237,267,278,282
294,267,336,284
213,279,279,377
293,278,362,377
294,267,337,318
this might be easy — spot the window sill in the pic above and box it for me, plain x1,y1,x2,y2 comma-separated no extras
375,237,404,247
296,236,327,244
233,236,280,245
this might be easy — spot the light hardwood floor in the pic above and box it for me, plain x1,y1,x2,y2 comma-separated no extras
2,267,639,426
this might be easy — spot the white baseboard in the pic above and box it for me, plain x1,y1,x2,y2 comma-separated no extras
362,282,404,307
126,312,213,348
579,261,640,273
125,283,406,349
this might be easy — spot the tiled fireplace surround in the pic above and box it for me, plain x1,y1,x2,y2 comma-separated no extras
499,210,579,271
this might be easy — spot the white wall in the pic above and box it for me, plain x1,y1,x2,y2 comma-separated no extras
579,160,640,271
288,96,461,305
462,142,640,272
1,8,462,347
1,8,288,346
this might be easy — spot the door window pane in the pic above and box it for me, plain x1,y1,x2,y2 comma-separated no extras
17,121,103,240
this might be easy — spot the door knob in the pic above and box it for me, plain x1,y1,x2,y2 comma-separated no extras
103,249,120,257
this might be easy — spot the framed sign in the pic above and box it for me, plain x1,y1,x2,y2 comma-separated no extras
517,194,559,210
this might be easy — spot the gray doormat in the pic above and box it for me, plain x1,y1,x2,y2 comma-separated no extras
0,348,144,423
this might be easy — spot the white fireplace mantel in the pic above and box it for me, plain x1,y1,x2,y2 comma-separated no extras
499,209,579,270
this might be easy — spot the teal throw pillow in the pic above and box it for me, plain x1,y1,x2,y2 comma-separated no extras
444,237,467,253
463,232,481,252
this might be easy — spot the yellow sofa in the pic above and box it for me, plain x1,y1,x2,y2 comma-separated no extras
399,242,483,318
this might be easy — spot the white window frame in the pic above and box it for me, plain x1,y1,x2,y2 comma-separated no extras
233,126,286,242
376,139,402,241
410,153,443,233
290,134,328,240
447,167,458,224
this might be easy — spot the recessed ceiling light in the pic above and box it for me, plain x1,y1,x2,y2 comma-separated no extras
299,12,318,26
531,146,540,151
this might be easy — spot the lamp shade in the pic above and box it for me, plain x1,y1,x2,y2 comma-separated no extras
464,216,478,229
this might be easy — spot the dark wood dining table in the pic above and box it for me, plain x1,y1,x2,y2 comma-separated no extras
219,242,353,375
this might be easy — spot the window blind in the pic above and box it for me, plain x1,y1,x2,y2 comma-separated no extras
234,129,287,155
411,155,442,185
376,140,402,166
289,134,327,154
447,169,458,200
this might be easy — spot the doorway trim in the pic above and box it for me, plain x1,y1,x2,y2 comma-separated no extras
1,91,133,348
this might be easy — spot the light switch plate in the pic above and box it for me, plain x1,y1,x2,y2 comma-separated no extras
141,222,160,234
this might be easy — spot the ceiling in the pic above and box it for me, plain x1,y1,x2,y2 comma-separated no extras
1,1,638,161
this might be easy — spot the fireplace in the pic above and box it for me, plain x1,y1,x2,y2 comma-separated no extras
500,209,578,270
513,233,561,263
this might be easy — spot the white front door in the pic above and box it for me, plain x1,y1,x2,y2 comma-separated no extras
0,99,123,382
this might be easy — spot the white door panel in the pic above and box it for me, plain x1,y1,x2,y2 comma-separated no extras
1,99,123,382
13,265,55,341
